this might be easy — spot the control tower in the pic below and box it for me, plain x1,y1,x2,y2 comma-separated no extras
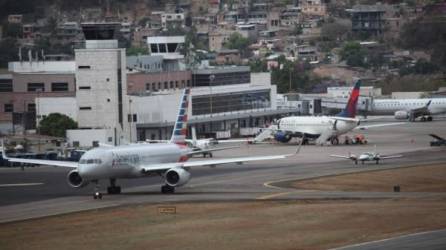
74,23,132,145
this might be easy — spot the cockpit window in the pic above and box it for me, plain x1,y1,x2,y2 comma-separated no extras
79,159,102,164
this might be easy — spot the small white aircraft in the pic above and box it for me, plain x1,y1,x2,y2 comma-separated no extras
2,89,301,199
330,148,403,165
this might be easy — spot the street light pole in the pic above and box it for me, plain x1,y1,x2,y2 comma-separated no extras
36,88,42,152
209,74,215,116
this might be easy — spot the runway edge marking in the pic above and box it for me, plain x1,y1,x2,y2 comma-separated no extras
329,228,446,250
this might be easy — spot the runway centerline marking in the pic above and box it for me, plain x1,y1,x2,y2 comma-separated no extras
0,182,44,187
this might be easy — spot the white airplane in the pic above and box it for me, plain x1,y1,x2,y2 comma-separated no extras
145,127,243,158
330,148,403,165
369,98,446,122
254,80,405,145
1,89,300,199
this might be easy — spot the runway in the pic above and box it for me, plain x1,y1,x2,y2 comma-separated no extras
1,120,446,222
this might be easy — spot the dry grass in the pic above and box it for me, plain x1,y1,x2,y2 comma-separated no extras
292,164,446,192
1,199,446,250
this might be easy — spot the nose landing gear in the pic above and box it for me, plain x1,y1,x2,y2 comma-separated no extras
93,180,102,199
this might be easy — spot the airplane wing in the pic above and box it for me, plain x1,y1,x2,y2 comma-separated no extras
140,154,294,173
187,145,240,156
356,122,406,130
380,154,403,159
330,154,356,160
429,134,446,141
411,100,431,115
1,140,78,168
140,140,303,173
145,139,170,143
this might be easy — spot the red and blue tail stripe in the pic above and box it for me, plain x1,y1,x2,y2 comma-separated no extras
170,88,190,145
337,79,361,118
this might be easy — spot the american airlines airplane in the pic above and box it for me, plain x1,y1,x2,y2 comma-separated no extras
2,89,299,199
368,98,446,122
254,80,404,145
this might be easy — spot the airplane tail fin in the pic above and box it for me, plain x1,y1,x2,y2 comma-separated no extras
170,88,190,145
337,79,361,118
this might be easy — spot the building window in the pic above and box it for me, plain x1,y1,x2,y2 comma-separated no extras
78,65,90,69
79,107,92,110
51,82,69,92
146,83,151,90
133,114,137,122
0,79,13,92
170,81,174,88
4,103,13,112
175,81,179,88
79,86,91,90
152,82,157,91
164,81,168,89
150,44,158,53
27,83,45,92
28,103,36,112
159,44,167,53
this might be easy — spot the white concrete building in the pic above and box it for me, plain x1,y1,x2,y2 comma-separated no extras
68,23,132,146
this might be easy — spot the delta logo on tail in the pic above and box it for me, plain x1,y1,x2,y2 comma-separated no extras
337,79,361,118
170,88,190,145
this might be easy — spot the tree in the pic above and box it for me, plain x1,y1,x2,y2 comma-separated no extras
38,113,77,138
0,38,19,68
126,47,149,56
224,32,250,57
340,41,368,67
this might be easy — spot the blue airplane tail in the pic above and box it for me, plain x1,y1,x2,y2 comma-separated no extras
170,88,190,145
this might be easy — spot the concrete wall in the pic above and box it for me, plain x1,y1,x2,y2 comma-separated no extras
67,129,114,147
127,70,191,94
36,97,78,124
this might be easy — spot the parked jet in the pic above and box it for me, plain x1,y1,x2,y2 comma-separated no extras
146,127,243,158
368,98,446,122
330,148,403,165
429,134,446,146
2,89,300,199
254,80,404,145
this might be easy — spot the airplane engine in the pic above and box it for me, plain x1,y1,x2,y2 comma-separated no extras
394,110,409,120
67,170,89,188
274,131,292,143
165,168,191,187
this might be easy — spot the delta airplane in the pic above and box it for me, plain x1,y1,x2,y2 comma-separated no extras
2,89,300,199
254,80,402,145
369,98,446,122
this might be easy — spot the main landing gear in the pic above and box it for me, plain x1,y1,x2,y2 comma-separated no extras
420,116,433,122
107,178,121,195
330,136,339,145
161,185,175,194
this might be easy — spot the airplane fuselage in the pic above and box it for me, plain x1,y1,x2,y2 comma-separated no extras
278,116,359,137
77,143,189,181
370,98,446,115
